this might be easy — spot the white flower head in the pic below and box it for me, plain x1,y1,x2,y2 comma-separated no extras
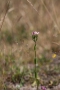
32,31,39,42
32,31,39,36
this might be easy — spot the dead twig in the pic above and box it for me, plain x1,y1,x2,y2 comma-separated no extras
27,0,60,33
0,0,10,31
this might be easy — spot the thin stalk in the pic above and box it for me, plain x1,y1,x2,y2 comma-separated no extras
34,41,37,79
34,41,38,90
27,0,60,33
0,1,10,31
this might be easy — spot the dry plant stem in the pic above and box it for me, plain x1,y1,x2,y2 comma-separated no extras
27,0,60,33
52,0,59,29
41,0,59,32
0,12,7,31
0,4,9,31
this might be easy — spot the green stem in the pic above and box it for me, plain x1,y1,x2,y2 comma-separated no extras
34,41,38,90
34,41,37,79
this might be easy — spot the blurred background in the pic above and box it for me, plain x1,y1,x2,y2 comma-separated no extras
0,0,60,89
0,0,60,62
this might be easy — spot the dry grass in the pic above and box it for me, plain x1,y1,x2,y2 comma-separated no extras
0,0,60,60
0,0,60,89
